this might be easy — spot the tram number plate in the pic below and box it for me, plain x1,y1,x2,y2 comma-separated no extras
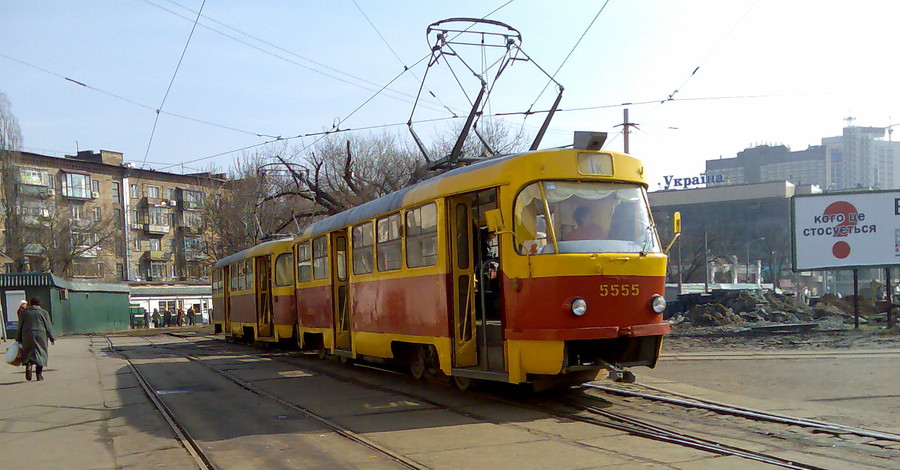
598,283,640,297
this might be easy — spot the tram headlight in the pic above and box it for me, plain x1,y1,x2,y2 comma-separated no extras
571,298,588,316
650,294,666,314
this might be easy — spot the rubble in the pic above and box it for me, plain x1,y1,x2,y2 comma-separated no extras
672,289,892,329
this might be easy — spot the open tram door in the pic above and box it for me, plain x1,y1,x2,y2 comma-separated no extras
330,230,352,357
256,255,274,339
449,195,478,367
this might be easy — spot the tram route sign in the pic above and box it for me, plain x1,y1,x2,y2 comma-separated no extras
791,190,900,271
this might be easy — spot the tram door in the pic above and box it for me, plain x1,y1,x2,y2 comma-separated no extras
449,196,478,367
223,266,232,334
256,256,274,338
331,231,352,352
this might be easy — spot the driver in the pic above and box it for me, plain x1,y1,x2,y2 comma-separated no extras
566,196,617,241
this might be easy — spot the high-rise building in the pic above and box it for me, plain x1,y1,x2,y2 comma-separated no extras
704,125,900,190
0,149,225,283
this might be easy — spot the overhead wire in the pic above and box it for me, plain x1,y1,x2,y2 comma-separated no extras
141,0,207,167
0,53,279,138
144,0,446,114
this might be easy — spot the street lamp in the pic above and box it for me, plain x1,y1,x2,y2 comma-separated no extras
745,237,765,284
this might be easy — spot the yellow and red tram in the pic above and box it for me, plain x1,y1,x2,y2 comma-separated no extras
212,237,296,344
215,138,674,389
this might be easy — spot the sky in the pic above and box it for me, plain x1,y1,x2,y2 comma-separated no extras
2,0,899,190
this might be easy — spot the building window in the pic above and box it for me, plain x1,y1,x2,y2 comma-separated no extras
114,208,123,229
148,207,168,226
149,238,160,251
71,204,83,220
376,213,402,271
91,179,100,193
18,168,52,187
130,183,138,199
183,211,202,227
167,187,176,200
62,173,91,198
116,263,125,280
111,182,121,203
145,185,161,199
150,262,167,279
130,208,141,225
133,237,142,252
71,260,101,278
406,202,438,268
93,206,102,221
183,190,203,209
352,222,374,275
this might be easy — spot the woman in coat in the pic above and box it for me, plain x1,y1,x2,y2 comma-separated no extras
15,297,55,381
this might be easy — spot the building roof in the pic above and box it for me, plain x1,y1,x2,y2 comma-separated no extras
129,285,212,296
0,273,130,293
649,181,822,208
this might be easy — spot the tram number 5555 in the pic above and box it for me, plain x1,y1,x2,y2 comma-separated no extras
599,283,640,297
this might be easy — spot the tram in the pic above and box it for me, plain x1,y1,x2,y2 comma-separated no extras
214,133,676,389
211,237,296,344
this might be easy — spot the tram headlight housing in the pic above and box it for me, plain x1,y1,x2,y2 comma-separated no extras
650,294,666,314
571,297,588,316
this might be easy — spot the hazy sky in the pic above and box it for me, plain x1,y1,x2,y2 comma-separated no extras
2,1,898,189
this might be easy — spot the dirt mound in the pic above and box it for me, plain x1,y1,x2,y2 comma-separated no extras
677,289,831,327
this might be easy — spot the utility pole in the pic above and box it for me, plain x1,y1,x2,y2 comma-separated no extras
616,108,638,153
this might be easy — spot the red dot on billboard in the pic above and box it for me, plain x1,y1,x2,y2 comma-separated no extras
833,241,851,259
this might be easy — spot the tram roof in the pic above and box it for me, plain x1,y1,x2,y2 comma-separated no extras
213,236,294,268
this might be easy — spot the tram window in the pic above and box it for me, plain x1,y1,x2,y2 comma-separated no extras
244,259,253,290
275,253,294,287
352,222,374,274
235,262,243,291
335,237,347,281
296,241,312,283
514,181,660,254
312,236,329,280
406,202,437,268
377,213,402,271
455,203,470,269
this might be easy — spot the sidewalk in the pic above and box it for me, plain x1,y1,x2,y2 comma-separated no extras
0,336,195,470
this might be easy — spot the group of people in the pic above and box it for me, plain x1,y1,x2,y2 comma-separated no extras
142,307,196,328
11,298,55,382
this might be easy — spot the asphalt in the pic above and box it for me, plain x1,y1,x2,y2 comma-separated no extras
4,335,880,470
0,335,197,470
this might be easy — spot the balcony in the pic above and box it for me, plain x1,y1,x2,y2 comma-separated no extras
142,196,177,208
183,250,206,262
143,250,172,261
144,224,170,235
77,246,100,258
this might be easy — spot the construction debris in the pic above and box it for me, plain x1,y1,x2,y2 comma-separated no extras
671,289,893,329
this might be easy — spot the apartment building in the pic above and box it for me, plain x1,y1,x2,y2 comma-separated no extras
1,149,224,283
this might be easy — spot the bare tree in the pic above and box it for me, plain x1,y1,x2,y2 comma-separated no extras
0,92,26,272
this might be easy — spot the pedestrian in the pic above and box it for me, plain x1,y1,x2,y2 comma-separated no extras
176,308,185,326
186,307,195,326
15,297,55,381
163,308,172,327
16,299,28,322
143,308,150,329
0,300,6,342
152,308,161,328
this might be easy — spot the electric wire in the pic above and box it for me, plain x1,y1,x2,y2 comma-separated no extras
141,0,207,167
144,0,445,113
528,0,610,110
0,53,278,138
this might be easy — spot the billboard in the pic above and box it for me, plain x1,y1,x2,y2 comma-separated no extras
792,190,900,271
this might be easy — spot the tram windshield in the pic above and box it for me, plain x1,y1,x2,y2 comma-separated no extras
514,181,661,255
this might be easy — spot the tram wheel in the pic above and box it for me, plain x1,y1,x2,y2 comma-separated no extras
409,346,426,380
451,375,475,391
337,355,352,365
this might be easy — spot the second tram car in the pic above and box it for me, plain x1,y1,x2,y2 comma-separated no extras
214,136,674,389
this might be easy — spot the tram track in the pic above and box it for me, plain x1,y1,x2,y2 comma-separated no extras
583,381,900,443
113,332,897,469
105,334,429,470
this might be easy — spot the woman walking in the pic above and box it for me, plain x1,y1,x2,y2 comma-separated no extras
15,297,55,381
